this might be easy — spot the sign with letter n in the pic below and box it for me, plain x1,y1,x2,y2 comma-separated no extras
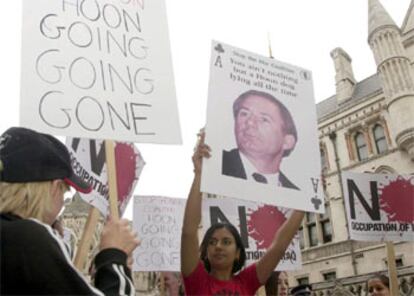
66,137,145,216
202,195,302,270
342,171,414,242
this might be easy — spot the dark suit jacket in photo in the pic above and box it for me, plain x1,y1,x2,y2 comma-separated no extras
222,149,299,190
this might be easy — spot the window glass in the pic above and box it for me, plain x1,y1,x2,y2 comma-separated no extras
373,125,387,154
298,228,305,249
297,277,309,285
321,221,332,243
308,224,318,247
323,272,336,281
355,132,368,160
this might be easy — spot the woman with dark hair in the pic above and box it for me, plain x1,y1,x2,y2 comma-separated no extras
199,222,247,275
181,131,304,295
264,271,289,296
367,273,390,296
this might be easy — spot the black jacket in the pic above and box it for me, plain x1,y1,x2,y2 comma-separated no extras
0,213,135,295
222,148,299,190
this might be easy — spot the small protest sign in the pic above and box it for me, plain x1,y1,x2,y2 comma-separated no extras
21,0,181,144
133,196,185,272
66,137,144,216
202,196,302,270
201,41,322,212
342,172,414,241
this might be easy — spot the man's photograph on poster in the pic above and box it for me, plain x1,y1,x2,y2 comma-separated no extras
201,41,323,213
222,89,299,190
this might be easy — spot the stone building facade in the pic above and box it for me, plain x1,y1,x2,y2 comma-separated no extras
288,1,414,295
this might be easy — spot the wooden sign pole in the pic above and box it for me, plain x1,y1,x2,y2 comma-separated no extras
73,207,100,270
267,32,274,59
104,140,120,220
159,272,166,296
386,242,399,296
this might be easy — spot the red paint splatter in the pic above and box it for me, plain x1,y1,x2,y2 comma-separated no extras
115,143,138,208
379,177,414,223
246,205,286,249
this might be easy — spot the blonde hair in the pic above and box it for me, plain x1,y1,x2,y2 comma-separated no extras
0,181,55,223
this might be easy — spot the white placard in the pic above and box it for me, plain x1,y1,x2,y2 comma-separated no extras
342,172,414,242
202,196,302,270
21,0,181,144
133,196,185,272
66,137,145,216
201,41,323,212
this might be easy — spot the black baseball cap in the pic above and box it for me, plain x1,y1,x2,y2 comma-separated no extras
0,127,92,193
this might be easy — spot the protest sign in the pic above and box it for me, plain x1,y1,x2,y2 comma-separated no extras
66,137,144,216
342,172,414,241
201,41,323,212
21,0,181,144
133,196,185,271
202,196,302,270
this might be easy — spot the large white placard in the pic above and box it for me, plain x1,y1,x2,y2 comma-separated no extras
66,137,145,216
133,196,185,272
342,172,414,242
21,0,181,144
202,196,302,270
201,41,323,212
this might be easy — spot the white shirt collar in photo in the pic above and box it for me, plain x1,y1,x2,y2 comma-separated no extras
239,152,280,186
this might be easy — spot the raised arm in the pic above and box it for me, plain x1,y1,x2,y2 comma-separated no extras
256,210,304,284
181,131,211,277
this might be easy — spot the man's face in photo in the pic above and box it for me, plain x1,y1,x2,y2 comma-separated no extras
234,95,295,160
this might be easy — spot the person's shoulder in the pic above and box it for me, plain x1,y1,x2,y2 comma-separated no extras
2,216,55,244
235,264,261,292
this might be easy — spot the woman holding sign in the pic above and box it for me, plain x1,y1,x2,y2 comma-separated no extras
0,127,139,295
180,130,304,295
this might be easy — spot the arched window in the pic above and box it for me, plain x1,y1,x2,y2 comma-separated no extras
355,132,368,160
373,124,387,154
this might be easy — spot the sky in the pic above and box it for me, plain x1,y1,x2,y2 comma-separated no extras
0,0,411,218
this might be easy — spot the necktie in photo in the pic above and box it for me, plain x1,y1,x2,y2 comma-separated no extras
252,173,267,184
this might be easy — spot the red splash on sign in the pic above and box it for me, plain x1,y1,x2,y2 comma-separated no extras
247,205,286,249
379,177,414,223
115,143,138,209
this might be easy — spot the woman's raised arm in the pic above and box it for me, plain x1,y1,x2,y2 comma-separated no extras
181,131,211,277
256,210,304,284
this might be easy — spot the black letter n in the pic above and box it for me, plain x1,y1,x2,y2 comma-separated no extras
347,179,380,221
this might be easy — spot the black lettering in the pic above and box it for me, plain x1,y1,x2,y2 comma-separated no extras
210,206,231,225
347,179,380,220
237,206,249,249
214,55,223,68
71,138,81,152
75,96,105,131
89,140,106,175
